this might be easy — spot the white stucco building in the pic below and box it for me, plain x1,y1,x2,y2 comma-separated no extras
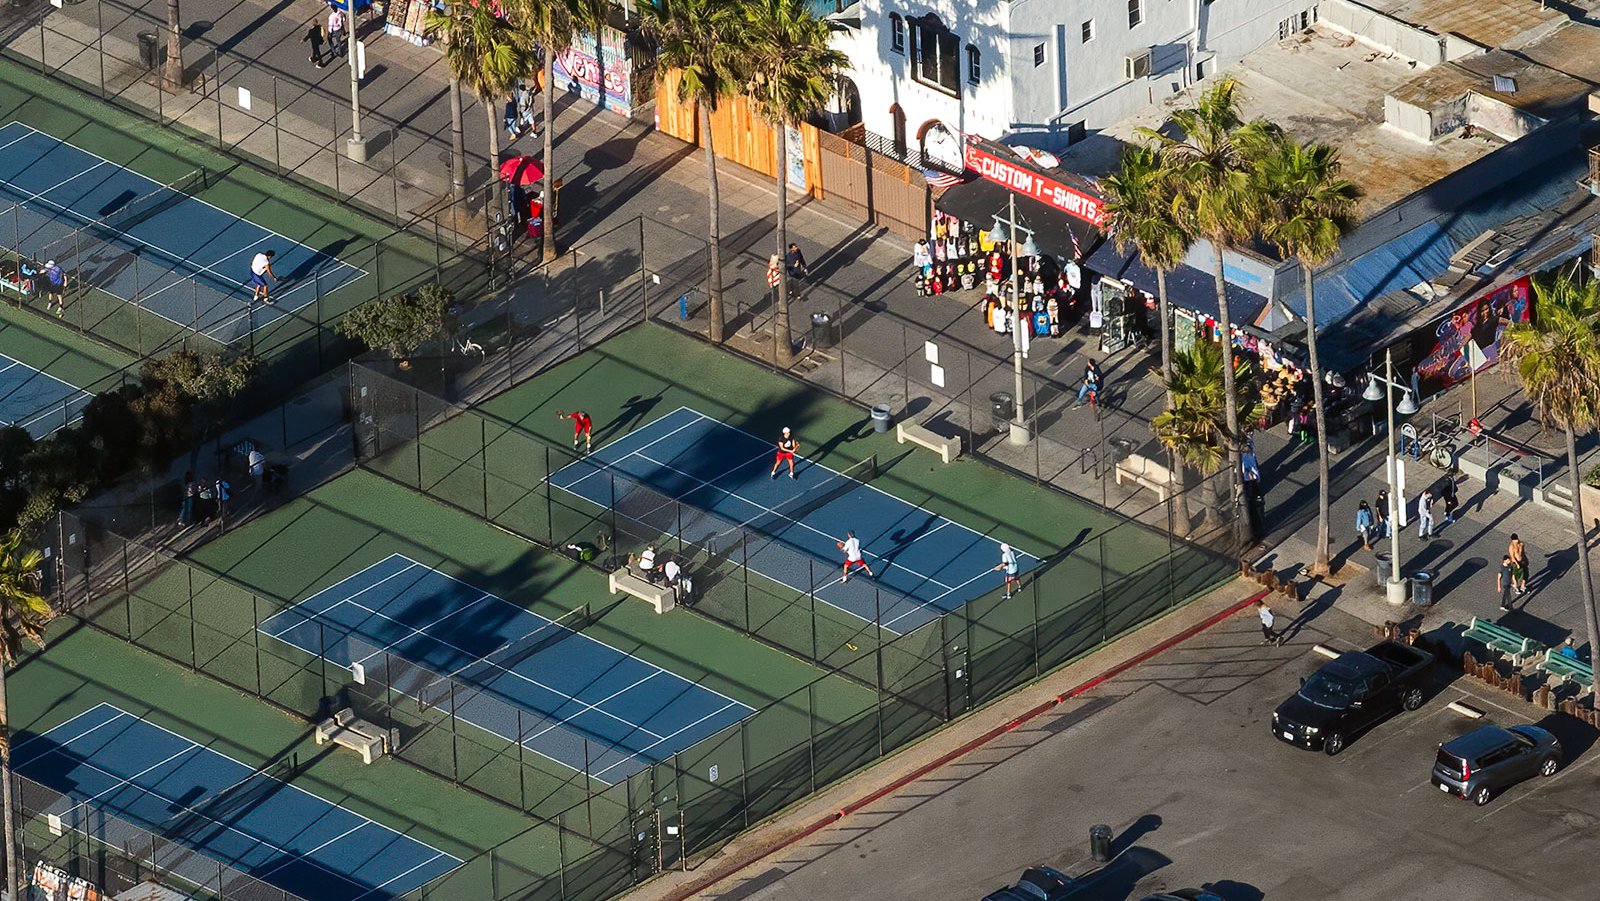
827,0,1319,159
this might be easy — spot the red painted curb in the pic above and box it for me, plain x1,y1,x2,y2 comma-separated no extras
663,588,1269,901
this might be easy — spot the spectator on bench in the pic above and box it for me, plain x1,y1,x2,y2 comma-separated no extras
630,545,661,584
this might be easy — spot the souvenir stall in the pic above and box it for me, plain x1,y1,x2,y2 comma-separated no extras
927,139,1107,345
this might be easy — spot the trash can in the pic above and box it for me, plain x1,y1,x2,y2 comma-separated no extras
810,311,835,349
1412,570,1435,607
870,405,892,433
1373,551,1393,588
989,391,1014,431
138,31,159,70
1089,824,1113,863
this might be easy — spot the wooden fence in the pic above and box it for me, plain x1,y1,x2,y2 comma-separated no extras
655,69,928,239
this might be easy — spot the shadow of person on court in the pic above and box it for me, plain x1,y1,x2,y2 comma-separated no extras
809,418,874,465
596,392,663,443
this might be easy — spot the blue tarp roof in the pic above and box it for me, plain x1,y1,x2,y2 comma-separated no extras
1287,157,1587,330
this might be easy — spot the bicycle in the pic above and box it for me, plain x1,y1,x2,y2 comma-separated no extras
1416,417,1463,470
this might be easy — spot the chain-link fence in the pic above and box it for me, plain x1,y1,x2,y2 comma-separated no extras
15,771,311,901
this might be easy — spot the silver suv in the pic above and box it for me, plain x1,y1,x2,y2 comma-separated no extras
1431,724,1561,806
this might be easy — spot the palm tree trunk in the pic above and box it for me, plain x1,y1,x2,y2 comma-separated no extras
0,667,16,901
163,0,184,89
1210,244,1247,548
773,126,794,366
1305,263,1332,576
483,100,503,228
1157,267,1190,536
541,48,558,264
448,78,466,203
1565,426,1600,688
701,102,725,342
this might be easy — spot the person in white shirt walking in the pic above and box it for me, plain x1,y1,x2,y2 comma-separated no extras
837,530,874,583
327,7,347,57
1258,600,1279,645
1416,488,1435,539
249,250,277,305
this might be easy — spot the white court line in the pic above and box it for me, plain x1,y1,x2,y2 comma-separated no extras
10,705,131,758
591,701,747,781
3,123,366,280
258,558,426,637
684,409,1043,563
336,596,669,740
519,671,663,746
630,449,957,591
249,821,369,882
348,850,456,901
134,234,272,306
26,703,459,892
551,408,711,494
0,352,92,436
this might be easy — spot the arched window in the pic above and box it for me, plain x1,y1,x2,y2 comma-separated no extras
889,13,905,54
890,104,908,157
967,44,980,84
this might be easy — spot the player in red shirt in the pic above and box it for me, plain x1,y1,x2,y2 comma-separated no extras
770,427,799,479
560,410,593,454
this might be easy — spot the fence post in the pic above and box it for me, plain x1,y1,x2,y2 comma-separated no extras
273,77,283,174
214,54,224,149
96,3,106,97
638,217,649,322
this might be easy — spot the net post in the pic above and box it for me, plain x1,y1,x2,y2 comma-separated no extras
741,532,749,632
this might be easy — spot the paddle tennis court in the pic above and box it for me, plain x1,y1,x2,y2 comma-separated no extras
0,121,364,343
258,554,755,783
12,703,459,901
0,350,89,437
548,406,1038,634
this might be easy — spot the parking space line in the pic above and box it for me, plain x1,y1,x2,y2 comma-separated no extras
1474,746,1600,822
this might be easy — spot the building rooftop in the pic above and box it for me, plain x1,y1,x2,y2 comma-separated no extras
1356,0,1566,49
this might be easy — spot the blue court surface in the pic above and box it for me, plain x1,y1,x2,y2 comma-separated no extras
12,703,459,901
0,351,90,438
259,554,754,783
549,406,1038,634
0,122,365,343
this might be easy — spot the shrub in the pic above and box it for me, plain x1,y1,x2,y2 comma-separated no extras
1587,464,1600,489
336,284,454,361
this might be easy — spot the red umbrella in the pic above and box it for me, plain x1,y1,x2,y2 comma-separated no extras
499,156,545,186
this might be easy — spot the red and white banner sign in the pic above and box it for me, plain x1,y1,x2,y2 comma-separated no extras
964,143,1105,226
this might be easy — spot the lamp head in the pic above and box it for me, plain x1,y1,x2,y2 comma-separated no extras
1361,376,1383,402
988,217,1008,244
1020,234,1041,258
1397,391,1419,416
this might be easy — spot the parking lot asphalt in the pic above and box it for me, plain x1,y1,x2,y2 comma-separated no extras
704,605,1600,901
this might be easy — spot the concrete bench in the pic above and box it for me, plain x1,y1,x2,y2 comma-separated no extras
1537,649,1595,694
610,568,675,613
896,421,960,464
1464,617,1543,666
1114,453,1171,502
314,708,393,764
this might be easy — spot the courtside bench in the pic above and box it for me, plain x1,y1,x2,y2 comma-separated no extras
1537,649,1595,695
315,708,395,764
1114,453,1171,502
896,421,961,464
1464,617,1543,666
610,568,675,613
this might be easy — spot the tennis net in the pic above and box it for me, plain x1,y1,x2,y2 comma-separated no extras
709,454,878,554
39,167,210,261
416,604,593,709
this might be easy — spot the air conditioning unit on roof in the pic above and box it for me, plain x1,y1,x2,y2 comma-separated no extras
1124,48,1152,80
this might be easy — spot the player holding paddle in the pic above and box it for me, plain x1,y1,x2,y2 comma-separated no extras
559,409,592,454
837,530,874,583
770,426,799,479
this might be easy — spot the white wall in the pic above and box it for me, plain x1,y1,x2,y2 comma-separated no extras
839,0,1315,152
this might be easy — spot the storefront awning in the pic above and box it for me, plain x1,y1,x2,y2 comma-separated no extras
934,177,1103,262
1086,242,1269,328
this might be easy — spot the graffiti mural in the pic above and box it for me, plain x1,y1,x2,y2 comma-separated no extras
1412,276,1531,397
554,26,632,116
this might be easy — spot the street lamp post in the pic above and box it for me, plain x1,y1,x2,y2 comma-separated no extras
1363,347,1418,606
344,0,367,163
988,194,1040,447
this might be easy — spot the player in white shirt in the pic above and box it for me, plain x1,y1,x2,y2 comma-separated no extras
249,250,277,305
836,530,875,583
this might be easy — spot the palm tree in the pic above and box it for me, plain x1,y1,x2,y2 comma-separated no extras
1103,144,1193,533
425,3,536,196
0,529,52,901
1154,342,1265,525
164,0,184,90
643,0,742,342
1139,76,1275,547
514,0,605,263
1499,268,1600,680
1256,137,1359,576
743,0,846,366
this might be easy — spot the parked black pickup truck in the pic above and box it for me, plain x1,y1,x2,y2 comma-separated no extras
1272,640,1434,755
